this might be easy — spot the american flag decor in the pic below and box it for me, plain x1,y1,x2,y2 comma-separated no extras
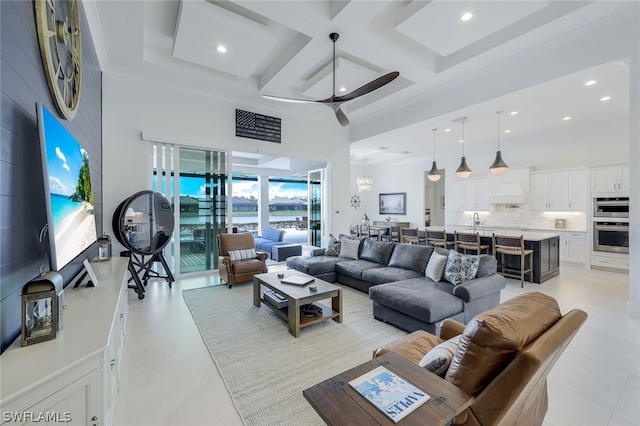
235,109,281,143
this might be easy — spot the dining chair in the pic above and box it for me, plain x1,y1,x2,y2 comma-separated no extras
454,231,491,255
380,226,400,243
359,224,371,238
425,229,454,249
349,224,359,237
492,234,534,288
400,227,420,244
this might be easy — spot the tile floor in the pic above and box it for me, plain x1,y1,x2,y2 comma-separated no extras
113,264,639,426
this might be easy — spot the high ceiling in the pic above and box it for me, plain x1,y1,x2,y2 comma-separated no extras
85,0,637,169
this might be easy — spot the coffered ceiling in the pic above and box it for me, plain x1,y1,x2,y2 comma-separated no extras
85,0,637,169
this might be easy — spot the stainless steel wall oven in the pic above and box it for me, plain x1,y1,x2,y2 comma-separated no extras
593,197,629,218
593,221,629,253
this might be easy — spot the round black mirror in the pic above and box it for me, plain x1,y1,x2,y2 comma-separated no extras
112,191,174,255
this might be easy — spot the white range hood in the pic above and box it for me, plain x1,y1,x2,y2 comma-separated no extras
488,167,530,205
489,182,526,204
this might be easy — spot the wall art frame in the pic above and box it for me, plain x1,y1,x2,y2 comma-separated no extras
379,192,406,215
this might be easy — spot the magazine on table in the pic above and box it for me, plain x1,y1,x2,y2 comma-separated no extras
348,366,430,423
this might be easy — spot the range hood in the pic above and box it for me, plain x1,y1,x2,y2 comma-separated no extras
489,182,526,204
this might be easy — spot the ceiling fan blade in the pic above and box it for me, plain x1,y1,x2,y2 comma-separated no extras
261,94,318,104
335,71,400,102
334,106,350,127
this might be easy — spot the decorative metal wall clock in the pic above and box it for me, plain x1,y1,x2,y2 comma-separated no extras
35,0,82,120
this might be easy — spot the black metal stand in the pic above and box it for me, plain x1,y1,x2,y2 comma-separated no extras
126,252,175,299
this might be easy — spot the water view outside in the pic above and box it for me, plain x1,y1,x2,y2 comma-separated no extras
178,176,309,235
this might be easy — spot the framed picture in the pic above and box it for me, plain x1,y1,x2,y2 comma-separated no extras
379,193,406,215
555,218,567,229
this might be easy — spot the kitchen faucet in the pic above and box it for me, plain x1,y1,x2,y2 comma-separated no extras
473,212,480,232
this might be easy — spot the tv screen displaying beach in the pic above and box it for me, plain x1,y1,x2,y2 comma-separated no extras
38,104,97,270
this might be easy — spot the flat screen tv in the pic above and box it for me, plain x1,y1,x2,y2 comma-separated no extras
37,102,97,271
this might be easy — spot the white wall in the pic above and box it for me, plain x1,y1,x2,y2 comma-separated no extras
102,73,351,253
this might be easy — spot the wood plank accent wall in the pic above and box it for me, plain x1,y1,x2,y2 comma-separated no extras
0,0,102,353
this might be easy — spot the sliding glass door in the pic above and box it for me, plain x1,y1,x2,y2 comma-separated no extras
308,169,323,247
177,148,228,274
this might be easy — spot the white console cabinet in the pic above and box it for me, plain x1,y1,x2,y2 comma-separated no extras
1,259,129,426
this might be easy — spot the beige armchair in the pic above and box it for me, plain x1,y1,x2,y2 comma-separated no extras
374,292,587,426
217,233,268,288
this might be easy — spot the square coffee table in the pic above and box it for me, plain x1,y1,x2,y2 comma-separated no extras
253,271,342,337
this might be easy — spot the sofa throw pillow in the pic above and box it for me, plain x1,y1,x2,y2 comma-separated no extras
325,234,341,257
339,237,360,260
418,335,461,377
444,251,480,285
425,251,448,282
227,248,257,261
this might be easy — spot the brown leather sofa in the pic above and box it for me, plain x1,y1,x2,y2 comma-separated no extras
374,292,587,425
217,233,268,288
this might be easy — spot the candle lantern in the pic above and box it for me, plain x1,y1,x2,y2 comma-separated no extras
98,234,112,261
21,271,63,346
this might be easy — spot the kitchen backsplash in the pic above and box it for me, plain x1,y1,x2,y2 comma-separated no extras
454,205,587,231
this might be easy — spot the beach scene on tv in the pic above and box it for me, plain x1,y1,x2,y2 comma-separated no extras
42,107,96,270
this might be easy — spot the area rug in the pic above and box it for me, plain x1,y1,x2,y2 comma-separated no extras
182,283,407,425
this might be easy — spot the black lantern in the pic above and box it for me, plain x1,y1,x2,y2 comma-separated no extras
21,271,63,346
98,234,112,261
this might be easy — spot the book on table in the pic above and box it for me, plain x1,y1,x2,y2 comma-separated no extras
348,366,430,423
280,275,314,285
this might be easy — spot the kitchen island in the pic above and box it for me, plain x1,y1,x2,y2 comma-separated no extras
427,226,561,284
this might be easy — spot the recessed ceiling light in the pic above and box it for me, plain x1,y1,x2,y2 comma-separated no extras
339,87,346,92
600,96,611,101
217,45,227,53
459,139,464,143
585,80,596,86
444,128,451,132
461,12,473,21
504,130,511,133
563,116,572,121
510,111,518,115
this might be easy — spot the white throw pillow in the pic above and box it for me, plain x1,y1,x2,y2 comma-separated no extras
418,335,461,377
227,248,257,261
425,251,448,282
339,238,360,260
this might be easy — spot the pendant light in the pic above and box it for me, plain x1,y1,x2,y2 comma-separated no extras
456,119,472,179
489,111,509,175
427,128,441,182
356,152,372,192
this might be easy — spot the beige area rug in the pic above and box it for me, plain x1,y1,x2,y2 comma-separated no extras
182,283,407,426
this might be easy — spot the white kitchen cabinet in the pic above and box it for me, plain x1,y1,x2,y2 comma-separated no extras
530,170,587,211
560,231,586,264
1,259,129,426
591,164,629,193
454,178,489,211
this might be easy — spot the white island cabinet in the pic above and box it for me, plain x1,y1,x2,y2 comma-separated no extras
1,259,129,426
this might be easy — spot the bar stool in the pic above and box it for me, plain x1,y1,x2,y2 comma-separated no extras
454,231,491,255
492,234,534,288
425,229,454,249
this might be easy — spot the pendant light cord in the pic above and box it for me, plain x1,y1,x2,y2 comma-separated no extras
462,121,466,156
496,111,501,150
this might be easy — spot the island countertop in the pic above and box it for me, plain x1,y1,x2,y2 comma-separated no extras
427,226,561,242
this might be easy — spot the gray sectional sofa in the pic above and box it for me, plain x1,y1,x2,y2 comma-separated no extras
286,237,506,334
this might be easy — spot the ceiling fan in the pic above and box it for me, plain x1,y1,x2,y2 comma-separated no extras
262,33,400,127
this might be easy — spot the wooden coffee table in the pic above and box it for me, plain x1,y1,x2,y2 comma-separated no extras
303,352,474,425
253,271,342,337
